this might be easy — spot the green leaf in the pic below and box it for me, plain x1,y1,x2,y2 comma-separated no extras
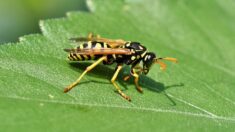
1,0,235,131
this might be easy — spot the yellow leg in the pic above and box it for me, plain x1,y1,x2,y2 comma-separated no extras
132,72,143,93
96,34,101,39
124,65,143,81
87,33,93,39
123,75,131,81
123,66,143,93
111,65,131,101
64,56,107,93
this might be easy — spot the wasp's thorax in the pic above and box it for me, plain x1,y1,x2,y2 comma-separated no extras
117,42,147,65
124,42,147,55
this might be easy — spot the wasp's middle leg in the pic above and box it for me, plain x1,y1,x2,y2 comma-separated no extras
111,65,131,101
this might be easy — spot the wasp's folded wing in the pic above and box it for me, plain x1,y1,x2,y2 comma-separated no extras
70,37,127,48
64,48,133,55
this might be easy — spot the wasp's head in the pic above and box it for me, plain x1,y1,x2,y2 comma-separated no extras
142,52,178,75
142,52,156,74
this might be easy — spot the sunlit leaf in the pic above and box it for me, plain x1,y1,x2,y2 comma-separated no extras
1,0,235,131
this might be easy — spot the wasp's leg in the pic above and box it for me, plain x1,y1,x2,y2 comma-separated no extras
111,65,131,101
132,71,143,93
96,34,101,39
87,32,101,39
64,56,107,93
88,33,126,48
70,33,97,42
87,33,93,39
123,75,131,81
123,65,143,81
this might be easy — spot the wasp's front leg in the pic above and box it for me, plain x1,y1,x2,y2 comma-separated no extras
123,65,143,81
131,69,143,93
123,66,143,93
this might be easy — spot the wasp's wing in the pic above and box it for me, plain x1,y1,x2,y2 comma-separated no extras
64,48,133,55
70,37,127,48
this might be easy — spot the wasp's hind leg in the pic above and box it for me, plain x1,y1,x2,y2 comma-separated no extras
111,65,131,101
87,33,126,48
70,32,100,42
64,56,107,93
87,33,100,39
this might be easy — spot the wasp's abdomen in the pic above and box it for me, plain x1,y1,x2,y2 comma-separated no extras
67,41,110,61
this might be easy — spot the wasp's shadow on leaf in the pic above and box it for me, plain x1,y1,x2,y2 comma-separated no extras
69,62,184,105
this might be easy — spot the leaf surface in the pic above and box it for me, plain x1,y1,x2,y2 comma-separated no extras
1,0,235,131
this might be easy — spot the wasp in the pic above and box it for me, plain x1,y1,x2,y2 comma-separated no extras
64,33,177,101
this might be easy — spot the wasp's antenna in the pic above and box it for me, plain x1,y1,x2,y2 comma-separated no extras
155,57,178,70
164,57,178,63
157,61,167,70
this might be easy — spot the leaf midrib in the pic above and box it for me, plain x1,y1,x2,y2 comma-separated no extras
1,95,235,123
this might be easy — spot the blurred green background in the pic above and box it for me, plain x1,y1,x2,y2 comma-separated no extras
0,0,87,43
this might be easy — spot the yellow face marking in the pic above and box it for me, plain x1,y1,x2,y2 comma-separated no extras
144,55,148,61
131,56,136,60
95,43,102,49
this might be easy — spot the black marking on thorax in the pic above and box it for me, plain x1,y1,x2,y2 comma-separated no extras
115,42,147,65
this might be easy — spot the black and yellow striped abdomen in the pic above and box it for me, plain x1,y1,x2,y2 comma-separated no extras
68,41,110,61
